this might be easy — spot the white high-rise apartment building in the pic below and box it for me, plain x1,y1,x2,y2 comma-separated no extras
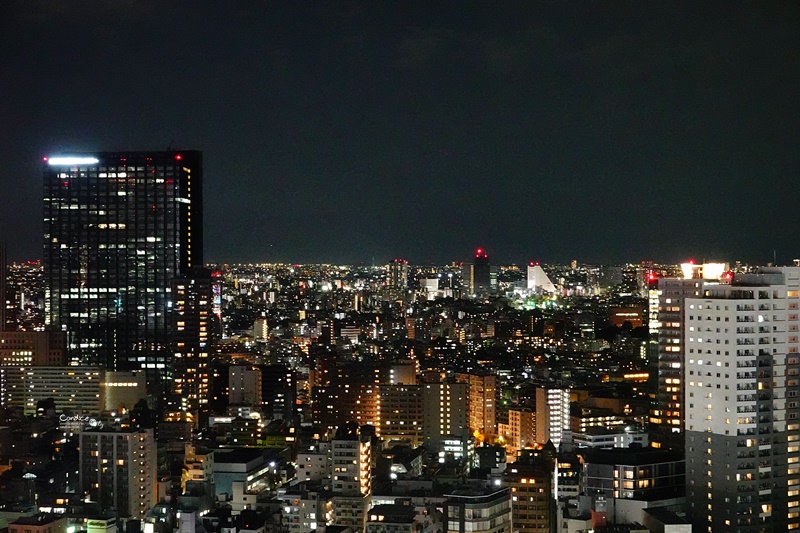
684,267,800,532
534,387,570,447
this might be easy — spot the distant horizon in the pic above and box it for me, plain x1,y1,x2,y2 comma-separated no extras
3,250,782,269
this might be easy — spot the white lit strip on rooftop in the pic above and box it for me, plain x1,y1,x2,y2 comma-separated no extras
47,157,100,166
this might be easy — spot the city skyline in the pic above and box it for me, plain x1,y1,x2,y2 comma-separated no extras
2,3,800,265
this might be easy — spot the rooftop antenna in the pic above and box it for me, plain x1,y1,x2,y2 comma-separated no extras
167,140,175,151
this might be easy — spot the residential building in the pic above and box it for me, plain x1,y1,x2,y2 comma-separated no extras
444,488,512,533
456,371,496,442
380,384,424,448
79,428,156,519
421,381,469,455
649,278,703,446
684,267,800,531
229,365,262,407
172,268,216,415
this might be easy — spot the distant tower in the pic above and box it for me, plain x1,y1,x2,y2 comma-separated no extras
0,243,6,331
526,262,557,294
462,248,493,297
43,152,203,378
387,258,409,302
387,258,409,290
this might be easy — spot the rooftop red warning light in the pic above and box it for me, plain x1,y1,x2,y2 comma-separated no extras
175,154,182,160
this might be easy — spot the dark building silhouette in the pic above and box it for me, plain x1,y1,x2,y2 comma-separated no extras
462,248,494,297
0,243,7,330
43,151,202,380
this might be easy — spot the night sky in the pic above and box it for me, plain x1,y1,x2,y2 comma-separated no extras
2,2,799,265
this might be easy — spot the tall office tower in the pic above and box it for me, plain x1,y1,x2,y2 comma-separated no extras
473,248,491,292
684,267,800,532
649,278,703,448
456,371,497,441
43,152,202,377
79,428,156,519
462,248,494,297
172,268,215,415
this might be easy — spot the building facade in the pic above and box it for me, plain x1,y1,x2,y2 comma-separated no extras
445,488,513,533
1,366,103,414
684,267,800,532
0,330,66,366
649,278,702,447
43,151,202,377
172,267,216,415
456,371,497,442
79,428,157,519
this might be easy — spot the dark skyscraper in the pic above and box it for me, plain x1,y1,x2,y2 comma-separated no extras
43,152,202,378
462,248,494,297
0,242,6,331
